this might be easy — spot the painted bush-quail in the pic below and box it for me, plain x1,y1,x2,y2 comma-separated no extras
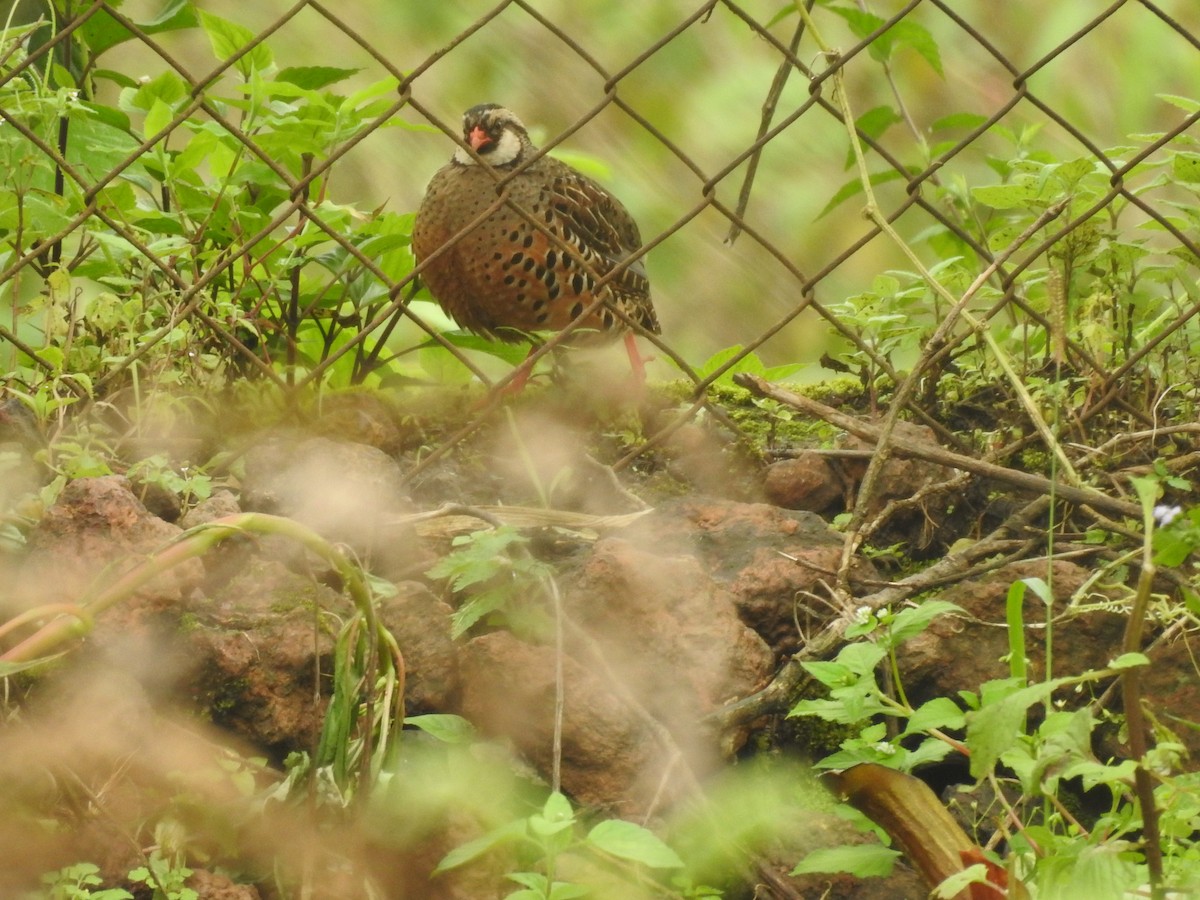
412,103,660,386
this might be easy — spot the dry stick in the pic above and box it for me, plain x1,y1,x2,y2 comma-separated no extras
812,48,1070,597
724,4,811,245
734,374,1141,521
857,470,971,549
709,495,1053,730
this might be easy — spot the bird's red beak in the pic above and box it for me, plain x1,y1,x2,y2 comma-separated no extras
467,125,491,151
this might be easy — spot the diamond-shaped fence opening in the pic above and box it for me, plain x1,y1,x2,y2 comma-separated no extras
1,0,1199,466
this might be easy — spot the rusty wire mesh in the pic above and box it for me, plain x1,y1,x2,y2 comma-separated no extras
2,0,1200,481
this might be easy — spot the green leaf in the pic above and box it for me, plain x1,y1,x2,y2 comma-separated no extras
403,714,476,743
1037,842,1140,900
506,872,548,891
1052,156,1098,186
836,640,889,676
1131,474,1161,517
0,652,70,677
49,63,76,90
904,736,954,769
536,791,575,832
792,843,900,878
879,19,943,75
344,75,402,112
827,7,942,75
434,820,526,874
966,677,1071,778
426,527,525,590
143,98,175,141
81,0,197,57
546,884,591,900
421,331,533,366
884,600,961,647
972,182,1039,209
38,345,66,371
278,66,361,90
819,169,907,217
93,68,141,89
930,112,990,132
197,10,273,76
905,696,965,734
697,344,789,384
1158,93,1200,113
449,587,510,638
845,106,902,169
1004,580,1030,682
1107,652,1149,671
828,7,887,43
933,864,991,899
586,819,685,869
855,105,903,141
1172,151,1200,183
419,344,474,386
124,70,190,112
693,347,797,383
795,661,849,692
506,885,589,900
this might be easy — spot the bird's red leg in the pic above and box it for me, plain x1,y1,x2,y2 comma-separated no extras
504,346,535,395
623,331,650,389
472,346,535,410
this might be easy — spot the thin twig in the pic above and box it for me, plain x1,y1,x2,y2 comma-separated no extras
724,4,811,245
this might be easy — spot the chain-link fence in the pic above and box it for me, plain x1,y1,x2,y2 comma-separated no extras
2,0,1200,482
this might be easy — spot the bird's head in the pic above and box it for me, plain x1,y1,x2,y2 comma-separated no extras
453,103,533,168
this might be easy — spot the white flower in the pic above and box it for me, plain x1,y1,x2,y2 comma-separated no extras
1154,504,1183,526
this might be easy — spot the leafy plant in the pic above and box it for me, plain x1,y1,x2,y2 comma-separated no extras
127,452,212,509
426,526,555,639
436,790,693,899
126,854,197,900
31,863,133,900
790,575,1197,894
0,4,447,406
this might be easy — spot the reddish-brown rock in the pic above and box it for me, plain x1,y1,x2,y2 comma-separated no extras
764,452,844,512
458,536,774,815
15,475,203,606
185,561,458,757
627,498,879,657
568,538,774,719
241,436,419,572
898,559,1125,702
460,630,658,816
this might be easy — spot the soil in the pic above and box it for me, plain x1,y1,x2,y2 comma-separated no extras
0,385,1196,899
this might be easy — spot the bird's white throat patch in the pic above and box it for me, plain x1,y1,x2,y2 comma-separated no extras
453,127,523,167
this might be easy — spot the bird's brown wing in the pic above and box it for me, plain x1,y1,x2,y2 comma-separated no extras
542,172,659,334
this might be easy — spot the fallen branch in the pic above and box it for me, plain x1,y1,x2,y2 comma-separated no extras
734,373,1141,520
